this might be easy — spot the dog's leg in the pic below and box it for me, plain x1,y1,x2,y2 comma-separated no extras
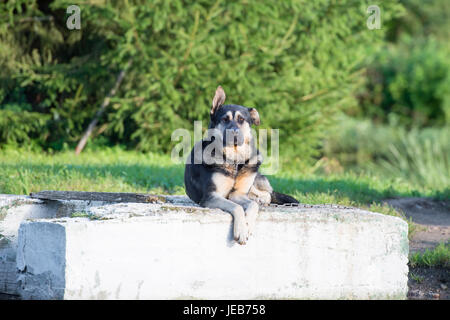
248,173,273,205
248,185,271,205
201,194,249,245
229,194,259,236
229,170,260,237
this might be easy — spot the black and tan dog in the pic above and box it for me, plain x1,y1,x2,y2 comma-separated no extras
184,86,298,244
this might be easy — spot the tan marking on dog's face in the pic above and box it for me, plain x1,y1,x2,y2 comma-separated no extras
221,111,233,123
211,172,235,197
232,171,257,195
222,116,254,163
240,120,252,142
215,111,233,133
214,109,256,164
234,112,252,138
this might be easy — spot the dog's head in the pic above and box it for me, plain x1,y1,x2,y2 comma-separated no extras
208,86,260,148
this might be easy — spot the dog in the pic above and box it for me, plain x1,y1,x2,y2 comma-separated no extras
184,86,298,245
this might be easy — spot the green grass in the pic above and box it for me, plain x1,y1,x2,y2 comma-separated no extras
409,273,425,283
1,145,442,200
372,130,449,192
409,242,450,268
0,146,185,195
1,144,444,237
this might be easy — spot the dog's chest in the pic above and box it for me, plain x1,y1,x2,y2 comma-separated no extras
212,164,257,196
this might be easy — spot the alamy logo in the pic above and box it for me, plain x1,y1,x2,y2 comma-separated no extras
66,5,81,30
171,122,280,175
367,5,381,30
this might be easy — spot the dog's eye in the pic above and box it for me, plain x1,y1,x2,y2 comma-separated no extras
238,117,244,124
222,117,230,123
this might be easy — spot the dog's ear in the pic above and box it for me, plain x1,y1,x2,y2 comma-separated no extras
248,108,260,125
211,86,226,115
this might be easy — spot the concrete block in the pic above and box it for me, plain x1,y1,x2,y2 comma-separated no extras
0,194,111,295
10,196,409,300
1,195,51,295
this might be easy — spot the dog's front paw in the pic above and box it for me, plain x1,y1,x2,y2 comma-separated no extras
248,189,271,206
233,218,249,245
245,201,259,236
246,213,257,236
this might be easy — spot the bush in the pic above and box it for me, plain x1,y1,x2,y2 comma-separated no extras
357,37,450,127
387,0,450,42
356,0,450,128
0,0,403,163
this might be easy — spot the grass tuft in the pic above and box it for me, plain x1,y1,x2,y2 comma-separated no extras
409,242,450,268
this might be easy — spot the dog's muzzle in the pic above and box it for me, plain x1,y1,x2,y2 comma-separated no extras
224,128,244,146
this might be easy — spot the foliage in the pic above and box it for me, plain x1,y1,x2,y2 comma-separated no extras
355,0,450,127
387,0,450,42
0,0,403,164
0,109,50,145
356,38,450,127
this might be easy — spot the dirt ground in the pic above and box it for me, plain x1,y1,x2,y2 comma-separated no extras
385,197,450,253
384,197,450,300
407,266,449,300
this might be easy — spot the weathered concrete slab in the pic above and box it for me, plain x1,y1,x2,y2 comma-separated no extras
1,195,51,295
1,194,409,299
0,195,408,299
1,194,128,295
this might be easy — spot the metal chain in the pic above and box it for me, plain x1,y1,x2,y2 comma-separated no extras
265,202,354,210
268,203,301,208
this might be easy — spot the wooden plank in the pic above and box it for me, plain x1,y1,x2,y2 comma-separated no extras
29,191,167,203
